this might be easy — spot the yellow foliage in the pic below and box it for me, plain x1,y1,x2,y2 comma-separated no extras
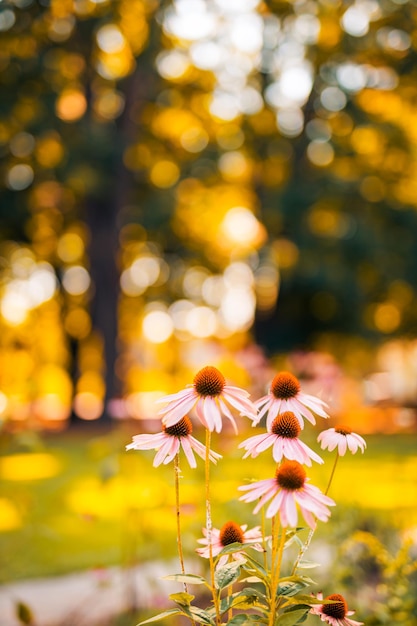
0,498,22,531
0,453,62,481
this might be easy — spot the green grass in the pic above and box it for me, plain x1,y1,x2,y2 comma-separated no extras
0,424,416,584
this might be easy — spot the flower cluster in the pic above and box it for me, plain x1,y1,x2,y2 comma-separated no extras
126,364,366,626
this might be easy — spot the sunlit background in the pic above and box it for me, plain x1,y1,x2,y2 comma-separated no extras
0,0,417,624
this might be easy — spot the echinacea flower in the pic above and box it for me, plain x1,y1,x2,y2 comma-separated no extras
157,365,257,433
254,371,329,429
310,592,363,626
239,411,323,467
238,460,335,528
126,415,221,468
318,427,366,456
196,520,264,567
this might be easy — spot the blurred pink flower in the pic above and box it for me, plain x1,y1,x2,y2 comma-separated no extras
157,365,257,433
238,460,335,528
239,411,323,467
310,592,363,626
196,520,264,568
126,416,221,468
254,371,329,429
317,427,366,456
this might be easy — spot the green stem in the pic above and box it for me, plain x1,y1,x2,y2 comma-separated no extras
325,452,340,496
291,452,340,575
261,506,268,573
269,524,286,626
174,454,187,593
205,430,221,626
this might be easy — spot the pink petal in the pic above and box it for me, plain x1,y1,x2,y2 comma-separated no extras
156,387,193,403
223,390,257,420
218,397,238,433
180,437,197,468
338,436,347,456
204,396,223,432
265,488,284,518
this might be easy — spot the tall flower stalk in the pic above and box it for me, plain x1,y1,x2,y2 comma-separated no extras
174,454,187,591
204,429,221,626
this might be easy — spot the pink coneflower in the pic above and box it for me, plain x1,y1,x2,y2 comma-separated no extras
126,416,221,468
196,520,264,568
157,366,257,433
238,460,335,528
254,371,329,429
239,411,324,467
310,592,363,626
317,427,366,456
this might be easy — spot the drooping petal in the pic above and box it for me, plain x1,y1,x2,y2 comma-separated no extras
297,391,329,417
204,396,223,433
195,398,211,430
218,397,238,433
153,438,179,467
159,392,198,425
180,436,197,468
264,399,282,430
223,389,258,421
296,439,324,465
338,436,347,456
290,397,317,425
264,487,285,518
126,432,167,451
155,387,194,403
282,491,298,527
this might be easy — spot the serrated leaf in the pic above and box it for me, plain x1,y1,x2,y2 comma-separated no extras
136,609,183,625
215,560,242,590
275,608,309,626
169,592,195,606
163,573,208,586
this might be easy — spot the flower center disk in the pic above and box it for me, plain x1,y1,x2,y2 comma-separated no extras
276,460,306,491
193,366,226,397
219,521,244,546
164,415,193,437
271,411,301,438
271,371,300,400
335,426,352,436
322,594,348,619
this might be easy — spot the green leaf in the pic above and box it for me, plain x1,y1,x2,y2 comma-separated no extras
169,592,195,606
280,595,320,606
136,609,183,625
163,573,209,586
16,601,33,625
241,553,269,582
226,613,267,625
277,577,314,598
275,608,309,626
215,560,242,590
187,606,216,625
296,560,320,569
217,542,246,556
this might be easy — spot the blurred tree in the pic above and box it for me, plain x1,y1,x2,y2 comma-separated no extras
1,0,417,426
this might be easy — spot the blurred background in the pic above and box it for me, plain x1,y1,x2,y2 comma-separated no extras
0,0,417,624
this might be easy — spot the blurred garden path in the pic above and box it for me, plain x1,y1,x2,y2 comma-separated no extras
0,560,185,626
